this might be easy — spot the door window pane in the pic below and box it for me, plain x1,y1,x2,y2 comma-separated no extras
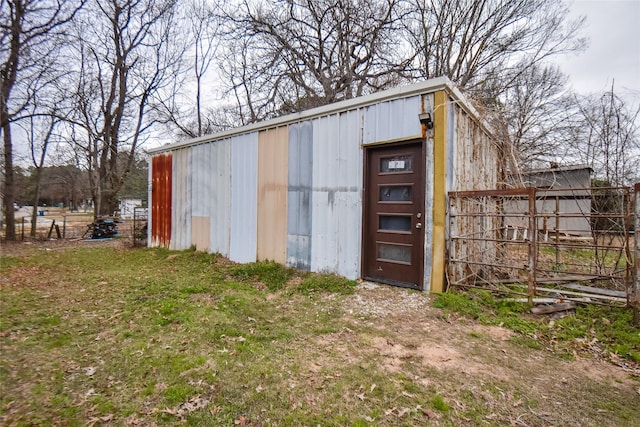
379,215,411,232
380,155,413,172
379,185,412,202
377,243,412,264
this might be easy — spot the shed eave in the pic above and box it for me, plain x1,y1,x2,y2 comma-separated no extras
147,77,462,155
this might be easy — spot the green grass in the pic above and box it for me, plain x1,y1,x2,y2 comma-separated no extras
434,289,640,363
1,245,638,426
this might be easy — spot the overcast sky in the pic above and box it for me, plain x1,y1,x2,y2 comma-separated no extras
554,0,640,96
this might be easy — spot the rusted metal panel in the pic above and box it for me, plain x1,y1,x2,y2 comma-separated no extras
151,153,172,247
311,110,363,279
171,148,192,250
257,126,289,263
287,122,313,270
230,133,259,263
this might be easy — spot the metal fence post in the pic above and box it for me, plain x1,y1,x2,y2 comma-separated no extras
633,183,640,326
528,187,537,304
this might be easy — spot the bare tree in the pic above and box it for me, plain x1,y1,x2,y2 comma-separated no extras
19,112,60,237
569,85,640,186
222,0,414,122
66,0,182,218
1,0,84,240
156,0,233,138
405,0,586,101
499,64,576,170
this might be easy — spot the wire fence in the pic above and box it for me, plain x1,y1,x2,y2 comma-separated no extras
9,209,146,244
448,185,638,310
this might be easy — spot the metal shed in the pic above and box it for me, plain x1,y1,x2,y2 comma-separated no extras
147,77,501,292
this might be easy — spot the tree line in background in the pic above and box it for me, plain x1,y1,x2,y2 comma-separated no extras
11,155,147,209
2,0,639,241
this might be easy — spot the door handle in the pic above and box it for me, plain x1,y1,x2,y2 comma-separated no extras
415,223,422,229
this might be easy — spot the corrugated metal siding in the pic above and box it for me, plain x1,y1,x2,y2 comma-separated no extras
287,122,313,270
148,81,498,291
311,111,363,279
171,148,192,250
230,133,259,263
422,94,436,292
188,141,232,254
190,144,211,251
446,101,501,285
151,153,172,247
363,96,423,144
257,127,289,263
208,140,232,255
450,103,498,192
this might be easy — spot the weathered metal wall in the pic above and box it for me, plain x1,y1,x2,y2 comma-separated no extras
446,100,501,288
508,168,593,236
287,122,313,270
363,96,423,144
308,112,356,278
171,148,192,250
151,153,172,246
148,80,499,289
449,102,499,192
207,140,232,255
257,126,289,263
190,143,211,251
230,133,259,263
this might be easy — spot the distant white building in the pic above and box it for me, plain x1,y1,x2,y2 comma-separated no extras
507,165,592,237
119,198,143,219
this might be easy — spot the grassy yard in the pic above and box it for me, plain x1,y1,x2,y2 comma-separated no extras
1,241,639,426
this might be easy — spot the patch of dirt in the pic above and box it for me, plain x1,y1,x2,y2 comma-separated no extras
334,281,640,410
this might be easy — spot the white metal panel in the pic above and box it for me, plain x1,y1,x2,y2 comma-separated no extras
171,148,192,250
337,109,364,278
363,96,423,144
209,139,232,255
310,111,363,279
191,144,212,217
230,132,259,263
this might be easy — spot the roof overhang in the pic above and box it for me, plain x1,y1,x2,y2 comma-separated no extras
147,76,486,155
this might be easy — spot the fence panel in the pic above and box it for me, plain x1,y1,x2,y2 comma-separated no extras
448,186,636,306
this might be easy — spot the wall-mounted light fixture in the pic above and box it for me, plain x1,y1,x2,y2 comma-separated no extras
418,112,433,129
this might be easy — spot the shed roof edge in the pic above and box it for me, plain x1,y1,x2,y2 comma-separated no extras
147,77,482,154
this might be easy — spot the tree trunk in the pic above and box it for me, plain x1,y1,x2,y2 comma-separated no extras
2,122,16,241
99,188,119,217
30,167,43,238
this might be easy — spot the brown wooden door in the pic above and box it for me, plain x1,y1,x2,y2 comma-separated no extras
363,141,424,289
